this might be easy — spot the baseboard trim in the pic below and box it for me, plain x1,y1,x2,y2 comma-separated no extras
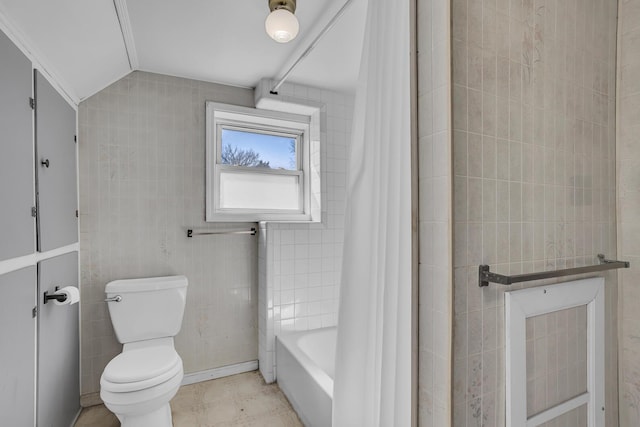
80,392,102,408
68,407,82,427
181,360,259,386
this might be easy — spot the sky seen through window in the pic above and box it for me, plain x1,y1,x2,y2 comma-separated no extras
221,128,296,170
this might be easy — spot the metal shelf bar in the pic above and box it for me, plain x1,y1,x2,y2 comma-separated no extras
187,228,256,238
479,254,630,287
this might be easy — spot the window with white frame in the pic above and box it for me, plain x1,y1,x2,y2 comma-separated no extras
206,102,318,222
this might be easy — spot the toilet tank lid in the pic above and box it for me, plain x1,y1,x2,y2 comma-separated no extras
105,275,188,293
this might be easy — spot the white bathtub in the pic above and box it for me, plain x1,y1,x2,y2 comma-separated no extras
276,327,336,427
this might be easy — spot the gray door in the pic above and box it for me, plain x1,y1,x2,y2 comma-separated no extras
37,252,80,427
0,29,35,261
0,267,36,427
34,71,78,252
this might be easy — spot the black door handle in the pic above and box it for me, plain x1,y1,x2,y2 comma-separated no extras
41,159,49,168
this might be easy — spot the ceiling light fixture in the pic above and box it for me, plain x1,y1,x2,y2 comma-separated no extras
265,0,299,43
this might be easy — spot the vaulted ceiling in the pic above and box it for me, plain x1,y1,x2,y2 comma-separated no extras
0,0,366,102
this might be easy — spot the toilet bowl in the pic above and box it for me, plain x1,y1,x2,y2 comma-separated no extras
101,339,183,427
100,276,188,427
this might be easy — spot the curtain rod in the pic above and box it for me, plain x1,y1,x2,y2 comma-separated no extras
270,0,356,94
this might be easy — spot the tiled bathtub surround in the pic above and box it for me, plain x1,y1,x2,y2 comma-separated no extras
417,0,454,424
616,0,640,424
451,0,619,425
257,82,352,383
78,71,259,397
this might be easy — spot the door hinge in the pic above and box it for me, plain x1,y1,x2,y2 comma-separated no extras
31,206,37,217
75,209,79,218
74,135,77,143
29,97,35,110
32,306,37,318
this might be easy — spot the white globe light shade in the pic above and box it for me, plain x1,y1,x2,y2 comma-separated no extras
265,9,299,43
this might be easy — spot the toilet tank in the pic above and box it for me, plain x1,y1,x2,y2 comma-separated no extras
105,275,188,344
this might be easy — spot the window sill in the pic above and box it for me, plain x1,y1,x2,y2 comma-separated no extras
206,212,318,223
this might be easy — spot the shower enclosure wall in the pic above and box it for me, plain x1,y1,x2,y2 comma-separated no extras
417,0,623,424
616,0,640,424
417,0,454,424
449,0,620,421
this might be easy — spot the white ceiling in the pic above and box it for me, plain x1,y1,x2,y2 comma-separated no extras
0,0,366,102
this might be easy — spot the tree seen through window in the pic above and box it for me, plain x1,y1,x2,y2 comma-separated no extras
220,128,297,170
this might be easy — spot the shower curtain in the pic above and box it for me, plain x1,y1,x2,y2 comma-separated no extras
332,0,412,425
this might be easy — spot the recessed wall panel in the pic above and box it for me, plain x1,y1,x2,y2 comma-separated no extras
526,305,588,419
0,29,35,261
35,70,78,252
37,252,80,427
0,267,36,427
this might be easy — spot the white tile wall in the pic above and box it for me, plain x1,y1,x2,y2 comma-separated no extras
256,82,353,383
78,71,259,396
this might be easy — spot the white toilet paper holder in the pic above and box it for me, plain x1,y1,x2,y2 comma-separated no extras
43,286,67,304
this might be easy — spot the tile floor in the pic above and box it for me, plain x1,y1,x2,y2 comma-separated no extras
74,371,303,427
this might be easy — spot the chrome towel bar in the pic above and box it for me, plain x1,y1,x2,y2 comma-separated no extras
479,254,630,287
187,228,256,238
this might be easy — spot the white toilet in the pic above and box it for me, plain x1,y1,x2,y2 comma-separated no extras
100,275,188,427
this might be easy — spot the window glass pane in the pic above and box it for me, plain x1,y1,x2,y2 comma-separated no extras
540,404,587,427
220,171,300,210
221,128,297,170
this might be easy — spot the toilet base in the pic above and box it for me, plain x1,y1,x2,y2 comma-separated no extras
115,403,173,427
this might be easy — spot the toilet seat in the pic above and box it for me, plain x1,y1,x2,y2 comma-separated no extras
100,365,183,419
101,346,182,393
